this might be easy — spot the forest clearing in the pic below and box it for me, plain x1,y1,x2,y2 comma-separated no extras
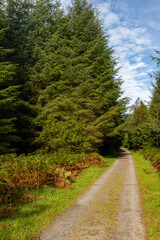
0,0,160,239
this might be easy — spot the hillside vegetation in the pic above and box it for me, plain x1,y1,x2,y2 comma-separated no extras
131,151,160,240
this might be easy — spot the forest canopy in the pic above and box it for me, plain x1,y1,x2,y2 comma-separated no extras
0,0,127,155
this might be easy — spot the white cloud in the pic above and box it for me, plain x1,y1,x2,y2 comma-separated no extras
60,0,71,9
96,2,153,105
108,26,150,47
97,2,120,28
119,59,151,105
104,12,120,28
130,62,146,70
135,72,148,77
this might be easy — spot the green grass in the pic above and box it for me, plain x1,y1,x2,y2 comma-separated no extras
0,156,116,240
131,151,160,240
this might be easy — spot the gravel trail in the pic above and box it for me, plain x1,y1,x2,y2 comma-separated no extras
38,149,146,240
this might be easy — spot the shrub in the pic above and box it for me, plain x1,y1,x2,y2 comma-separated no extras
139,147,160,172
126,123,155,150
0,151,104,204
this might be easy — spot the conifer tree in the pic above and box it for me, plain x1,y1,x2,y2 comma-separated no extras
5,0,31,64
5,0,37,153
130,98,149,127
66,0,126,152
150,51,160,147
36,0,126,153
0,1,20,153
124,98,155,149
27,0,63,103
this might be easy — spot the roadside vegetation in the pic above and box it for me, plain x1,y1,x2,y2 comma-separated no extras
0,152,105,204
0,155,116,240
131,151,160,240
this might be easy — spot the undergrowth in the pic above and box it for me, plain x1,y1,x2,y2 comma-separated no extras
0,151,104,205
0,155,116,240
139,147,160,172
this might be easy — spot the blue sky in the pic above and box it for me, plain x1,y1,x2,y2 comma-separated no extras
61,0,160,106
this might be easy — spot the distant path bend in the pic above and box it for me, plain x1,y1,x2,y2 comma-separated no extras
38,148,146,240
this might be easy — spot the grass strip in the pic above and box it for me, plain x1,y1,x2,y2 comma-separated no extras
0,156,116,240
131,151,160,240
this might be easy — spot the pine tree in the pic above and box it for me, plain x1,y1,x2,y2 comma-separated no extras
35,0,126,153
130,98,149,127
150,51,160,147
0,1,20,153
4,0,37,153
67,0,126,153
5,0,31,64
124,98,155,149
26,0,63,103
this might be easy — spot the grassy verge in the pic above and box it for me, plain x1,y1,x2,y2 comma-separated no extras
131,151,160,240
0,155,116,240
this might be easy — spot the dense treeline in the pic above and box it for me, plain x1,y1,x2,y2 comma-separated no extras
0,0,126,156
124,51,160,171
0,0,126,205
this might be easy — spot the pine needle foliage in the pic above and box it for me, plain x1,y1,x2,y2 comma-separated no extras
34,0,126,153
0,2,20,153
0,0,126,154
149,51,160,147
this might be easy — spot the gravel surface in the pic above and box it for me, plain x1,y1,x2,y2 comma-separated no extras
38,149,146,240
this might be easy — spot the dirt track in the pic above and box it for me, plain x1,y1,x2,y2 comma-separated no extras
38,149,146,240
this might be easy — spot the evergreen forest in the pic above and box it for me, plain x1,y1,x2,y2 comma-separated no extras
124,51,160,171
0,0,160,222
0,0,126,156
